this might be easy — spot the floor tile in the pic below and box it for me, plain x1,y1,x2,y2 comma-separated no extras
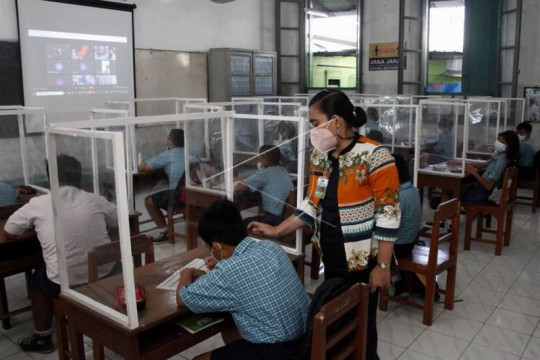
468,274,515,293
522,335,540,359
509,281,540,301
472,324,529,356
458,343,519,360
429,312,483,341
377,339,405,360
377,318,424,347
486,308,539,335
446,299,496,322
409,330,468,360
499,294,540,317
398,349,441,360
459,285,506,307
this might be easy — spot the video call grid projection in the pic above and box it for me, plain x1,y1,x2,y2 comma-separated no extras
18,0,135,109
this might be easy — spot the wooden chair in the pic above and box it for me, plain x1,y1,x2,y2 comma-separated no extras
311,283,369,360
379,198,460,326
166,174,187,244
464,167,517,256
516,150,540,213
85,235,154,359
88,234,155,282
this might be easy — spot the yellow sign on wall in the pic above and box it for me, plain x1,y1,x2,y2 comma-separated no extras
369,42,406,71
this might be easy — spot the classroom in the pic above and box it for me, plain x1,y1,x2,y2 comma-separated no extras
1,0,540,359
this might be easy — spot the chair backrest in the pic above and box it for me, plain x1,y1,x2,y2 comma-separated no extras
87,234,155,282
311,283,369,360
499,167,518,208
429,198,460,265
534,150,540,181
282,188,298,219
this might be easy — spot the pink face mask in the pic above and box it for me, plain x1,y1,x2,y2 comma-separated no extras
310,120,337,153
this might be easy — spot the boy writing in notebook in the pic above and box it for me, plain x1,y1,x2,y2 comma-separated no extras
176,199,309,360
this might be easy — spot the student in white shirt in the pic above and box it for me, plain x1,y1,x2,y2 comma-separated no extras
3,155,118,354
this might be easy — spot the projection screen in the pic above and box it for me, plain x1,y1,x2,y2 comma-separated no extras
17,0,135,110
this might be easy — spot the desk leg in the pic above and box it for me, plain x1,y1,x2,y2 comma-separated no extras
54,300,69,360
0,277,11,330
68,317,86,360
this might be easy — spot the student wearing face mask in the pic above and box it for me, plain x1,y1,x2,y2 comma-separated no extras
176,200,309,360
516,122,536,179
234,145,293,226
248,90,401,360
462,130,520,205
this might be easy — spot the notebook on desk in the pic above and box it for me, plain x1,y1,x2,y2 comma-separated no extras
155,258,207,291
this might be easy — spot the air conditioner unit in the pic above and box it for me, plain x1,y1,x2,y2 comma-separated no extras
210,0,235,3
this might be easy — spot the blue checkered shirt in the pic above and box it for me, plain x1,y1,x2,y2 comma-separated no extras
180,238,309,343
0,182,17,206
396,182,422,245
242,166,293,216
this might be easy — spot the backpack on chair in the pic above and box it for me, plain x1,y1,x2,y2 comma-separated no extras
302,277,351,360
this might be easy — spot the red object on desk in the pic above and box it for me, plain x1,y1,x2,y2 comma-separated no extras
115,284,146,311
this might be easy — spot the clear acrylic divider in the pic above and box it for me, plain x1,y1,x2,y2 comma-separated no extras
47,127,139,329
231,113,306,255
415,100,468,184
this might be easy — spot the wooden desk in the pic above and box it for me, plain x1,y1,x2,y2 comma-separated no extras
0,219,44,329
56,247,231,360
417,168,474,201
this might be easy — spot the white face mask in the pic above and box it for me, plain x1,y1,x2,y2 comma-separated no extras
257,162,264,170
310,119,337,153
211,244,223,263
518,135,526,142
494,139,507,153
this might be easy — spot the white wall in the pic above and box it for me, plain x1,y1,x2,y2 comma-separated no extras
0,0,18,41
517,0,540,97
134,0,275,52
362,0,399,95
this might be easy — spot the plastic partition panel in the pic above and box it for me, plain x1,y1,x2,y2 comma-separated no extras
415,100,468,181
466,99,504,155
232,114,306,255
183,114,234,199
499,98,525,129
47,127,138,329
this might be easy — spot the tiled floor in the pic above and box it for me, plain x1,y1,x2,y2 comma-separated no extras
1,197,540,359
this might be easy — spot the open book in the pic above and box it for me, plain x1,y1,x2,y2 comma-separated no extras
155,258,207,291
175,314,224,334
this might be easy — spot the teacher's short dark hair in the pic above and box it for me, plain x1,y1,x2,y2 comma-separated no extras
198,199,247,246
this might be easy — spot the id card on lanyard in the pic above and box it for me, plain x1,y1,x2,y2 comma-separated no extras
314,177,329,199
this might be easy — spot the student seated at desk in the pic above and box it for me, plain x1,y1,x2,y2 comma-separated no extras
176,200,309,360
365,107,380,134
462,131,520,205
391,154,425,298
422,117,454,164
516,122,537,179
234,145,293,226
0,182,17,206
139,129,185,242
3,155,118,354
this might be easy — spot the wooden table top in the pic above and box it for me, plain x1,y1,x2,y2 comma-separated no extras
68,246,210,335
0,219,39,245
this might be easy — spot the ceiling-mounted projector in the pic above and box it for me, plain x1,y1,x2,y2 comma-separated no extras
210,0,236,3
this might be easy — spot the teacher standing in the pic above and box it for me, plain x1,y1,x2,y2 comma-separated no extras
249,90,401,360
